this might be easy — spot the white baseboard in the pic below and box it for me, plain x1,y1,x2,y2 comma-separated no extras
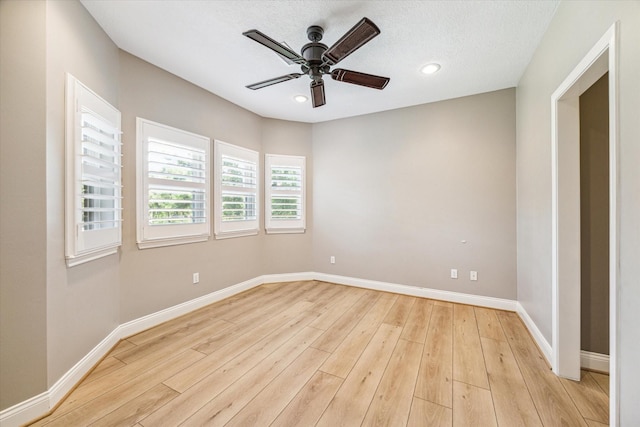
315,273,518,311
0,392,48,427
118,275,265,339
0,271,522,427
515,302,553,366
581,350,610,373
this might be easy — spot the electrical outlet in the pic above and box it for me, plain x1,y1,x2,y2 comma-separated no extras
330,256,336,264
193,272,200,284
450,269,458,279
470,271,478,281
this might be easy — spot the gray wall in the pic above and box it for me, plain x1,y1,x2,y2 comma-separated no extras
312,89,517,300
118,51,264,322
116,54,315,323
516,1,640,422
0,0,48,410
261,119,314,275
44,0,122,387
579,74,609,356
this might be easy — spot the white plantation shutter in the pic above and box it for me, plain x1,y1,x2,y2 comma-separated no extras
66,74,122,266
215,141,259,238
137,119,211,248
265,154,306,233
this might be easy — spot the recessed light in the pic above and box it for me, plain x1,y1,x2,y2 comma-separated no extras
294,95,308,103
420,63,441,75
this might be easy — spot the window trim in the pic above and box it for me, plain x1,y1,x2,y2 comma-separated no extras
214,140,260,239
65,74,122,267
265,154,306,234
136,118,211,249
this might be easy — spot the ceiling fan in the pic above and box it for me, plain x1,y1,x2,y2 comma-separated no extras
243,17,390,108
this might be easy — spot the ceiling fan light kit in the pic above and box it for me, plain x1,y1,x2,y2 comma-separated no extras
421,63,441,75
243,17,390,108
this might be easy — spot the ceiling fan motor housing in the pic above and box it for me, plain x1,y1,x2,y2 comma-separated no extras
301,26,329,80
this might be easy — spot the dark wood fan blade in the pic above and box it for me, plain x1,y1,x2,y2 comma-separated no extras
322,17,380,66
243,29,306,65
331,69,390,89
246,73,302,90
310,80,326,108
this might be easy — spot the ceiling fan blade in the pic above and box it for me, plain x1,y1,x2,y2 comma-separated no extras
331,69,390,90
246,73,302,90
322,17,380,66
310,80,326,108
243,29,306,65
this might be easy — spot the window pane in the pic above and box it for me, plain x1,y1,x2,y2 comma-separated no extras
222,192,257,221
148,187,206,225
148,139,206,183
271,195,301,219
222,155,257,188
271,166,301,190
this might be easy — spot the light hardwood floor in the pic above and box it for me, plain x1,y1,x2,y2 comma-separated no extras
29,281,610,426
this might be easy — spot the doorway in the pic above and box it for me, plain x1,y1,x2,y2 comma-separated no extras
551,22,618,425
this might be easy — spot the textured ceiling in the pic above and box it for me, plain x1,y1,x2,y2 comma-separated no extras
80,0,558,123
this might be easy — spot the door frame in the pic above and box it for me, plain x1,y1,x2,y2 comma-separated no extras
551,22,619,425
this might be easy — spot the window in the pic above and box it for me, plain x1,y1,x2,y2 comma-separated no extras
137,118,211,248
65,74,122,266
265,154,306,234
214,140,259,239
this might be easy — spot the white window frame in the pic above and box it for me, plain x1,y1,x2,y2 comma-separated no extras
136,118,211,249
265,154,306,234
65,74,122,267
214,140,260,239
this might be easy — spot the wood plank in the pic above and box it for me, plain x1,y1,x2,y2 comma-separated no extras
305,282,350,312
319,293,397,378
270,371,343,427
108,339,136,357
415,305,453,408
89,383,178,427
560,370,609,424
204,282,295,322
308,286,366,330
316,323,402,427
407,397,452,427
474,307,506,341
82,356,126,385
164,302,315,392
453,304,489,389
142,311,320,426
383,295,417,327
311,290,379,352
49,344,200,418
585,420,608,427
44,350,204,426
224,347,330,426
497,311,588,427
481,337,542,426
179,328,325,426
589,371,609,396
453,381,497,427
362,339,423,427
434,300,453,308
191,300,314,355
400,298,433,344
221,281,316,324
113,317,232,364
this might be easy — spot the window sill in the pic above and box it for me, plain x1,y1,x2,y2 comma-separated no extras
214,229,259,240
66,246,119,267
265,228,306,235
137,234,209,249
